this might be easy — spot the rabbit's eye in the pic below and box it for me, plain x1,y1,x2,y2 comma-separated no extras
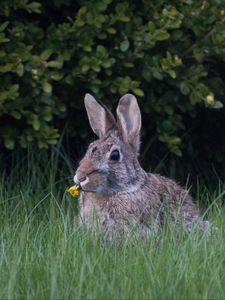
109,149,120,161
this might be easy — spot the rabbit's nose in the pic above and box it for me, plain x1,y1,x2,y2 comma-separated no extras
79,176,87,183
74,174,87,184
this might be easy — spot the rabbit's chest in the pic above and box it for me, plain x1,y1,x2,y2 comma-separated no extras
79,192,147,226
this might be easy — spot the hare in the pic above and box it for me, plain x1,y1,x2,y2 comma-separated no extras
74,93,208,239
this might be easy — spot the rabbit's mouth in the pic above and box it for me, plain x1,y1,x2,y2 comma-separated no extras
74,174,89,186
74,169,108,193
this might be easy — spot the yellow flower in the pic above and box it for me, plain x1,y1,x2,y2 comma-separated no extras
67,185,80,197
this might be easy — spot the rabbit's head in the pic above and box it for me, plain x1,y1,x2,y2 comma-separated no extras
74,93,145,196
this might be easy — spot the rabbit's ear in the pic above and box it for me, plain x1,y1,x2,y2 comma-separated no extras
84,94,116,138
117,94,141,152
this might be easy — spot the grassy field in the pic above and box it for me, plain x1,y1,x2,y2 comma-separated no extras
0,149,225,299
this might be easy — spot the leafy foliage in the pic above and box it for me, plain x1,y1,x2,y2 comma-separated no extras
0,0,225,166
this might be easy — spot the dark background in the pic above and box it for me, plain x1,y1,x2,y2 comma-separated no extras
0,0,225,188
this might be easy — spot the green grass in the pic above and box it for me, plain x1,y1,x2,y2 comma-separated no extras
0,149,225,299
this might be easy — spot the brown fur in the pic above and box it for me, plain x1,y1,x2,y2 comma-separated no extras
74,94,208,239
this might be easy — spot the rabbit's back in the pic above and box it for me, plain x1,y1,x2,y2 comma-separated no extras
149,173,199,228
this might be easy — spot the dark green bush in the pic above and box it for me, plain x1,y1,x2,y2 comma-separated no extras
0,0,225,172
